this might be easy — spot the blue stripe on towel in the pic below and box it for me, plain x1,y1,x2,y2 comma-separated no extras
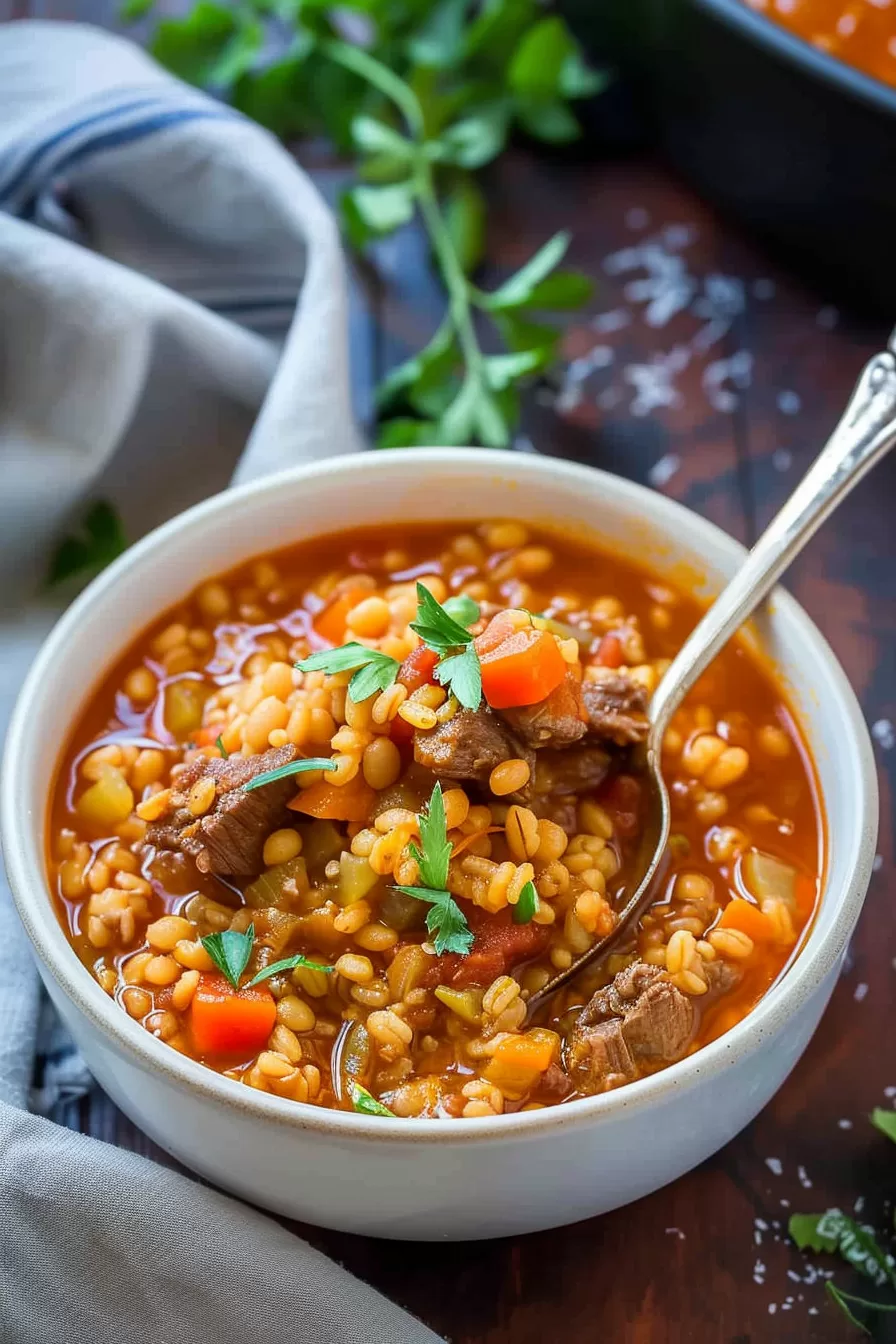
2,99,237,215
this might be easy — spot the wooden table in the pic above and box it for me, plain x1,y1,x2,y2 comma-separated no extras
4,7,895,1337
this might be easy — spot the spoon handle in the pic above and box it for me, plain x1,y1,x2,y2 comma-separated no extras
650,329,896,736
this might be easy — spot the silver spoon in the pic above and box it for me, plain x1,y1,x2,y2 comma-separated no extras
527,328,896,1018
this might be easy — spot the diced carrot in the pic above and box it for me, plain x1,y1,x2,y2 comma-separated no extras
717,898,775,943
288,772,377,823
190,973,277,1057
474,610,524,658
489,1031,555,1074
189,724,221,748
477,626,566,710
313,585,371,646
397,645,439,694
596,632,624,668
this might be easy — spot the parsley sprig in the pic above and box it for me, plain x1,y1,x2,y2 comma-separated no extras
394,782,474,957
130,2,602,447
200,924,332,991
297,643,401,701
411,582,482,710
790,1108,896,1333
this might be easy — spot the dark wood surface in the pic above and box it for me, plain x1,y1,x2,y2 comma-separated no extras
3,7,896,1339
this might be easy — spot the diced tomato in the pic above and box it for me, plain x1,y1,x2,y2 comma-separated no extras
190,973,277,1057
599,773,643,839
596,632,624,668
475,617,566,710
397,645,439,694
288,772,377,823
423,909,551,988
313,585,371,646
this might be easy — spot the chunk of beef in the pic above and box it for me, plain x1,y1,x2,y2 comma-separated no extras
565,962,695,1095
536,744,612,795
582,673,650,745
148,744,299,877
499,671,587,749
413,706,534,796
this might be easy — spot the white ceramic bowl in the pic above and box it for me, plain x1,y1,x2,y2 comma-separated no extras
1,450,878,1241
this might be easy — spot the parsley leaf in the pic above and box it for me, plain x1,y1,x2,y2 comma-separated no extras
512,879,538,924
348,1081,396,1117
246,954,333,988
394,783,473,956
789,1210,895,1288
297,643,400,701
409,781,451,889
243,758,336,792
872,1107,896,1145
47,500,127,588
410,582,474,651
201,925,255,990
396,887,475,956
410,583,482,710
433,646,481,710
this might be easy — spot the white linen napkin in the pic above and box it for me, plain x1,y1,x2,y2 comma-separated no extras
0,20,442,1344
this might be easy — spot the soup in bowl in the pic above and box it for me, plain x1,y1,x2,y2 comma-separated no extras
1,450,876,1238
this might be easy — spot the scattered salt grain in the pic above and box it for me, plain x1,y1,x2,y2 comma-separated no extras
838,1118,853,1129
768,1303,777,1315
765,1157,783,1176
665,1226,686,1240
854,982,869,1003
625,207,650,230
591,308,630,334
809,1307,819,1316
648,453,681,488
624,346,689,416
787,1270,802,1283
703,350,753,412
871,718,895,751
855,1196,866,1214
885,1086,896,1098
753,1259,766,1284
873,854,884,873
772,448,792,472
798,1166,813,1189
756,1218,769,1230
780,1199,790,1208
777,390,802,416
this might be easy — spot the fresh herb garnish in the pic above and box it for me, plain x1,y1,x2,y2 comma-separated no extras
132,5,601,447
394,782,474,956
246,954,333,988
512,879,539,925
790,1108,896,1332
297,643,400,702
348,1081,396,1118
201,925,255,990
215,735,228,759
243,758,336,792
47,500,127,588
410,583,482,711
201,924,332,990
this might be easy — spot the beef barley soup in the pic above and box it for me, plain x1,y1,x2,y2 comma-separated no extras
48,521,823,1119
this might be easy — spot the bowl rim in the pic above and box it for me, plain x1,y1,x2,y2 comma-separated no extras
1,448,878,1145
693,0,896,116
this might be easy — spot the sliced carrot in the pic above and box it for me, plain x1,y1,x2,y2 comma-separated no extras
596,632,624,668
717,898,775,943
313,585,371,646
477,626,566,710
397,645,439,694
190,973,276,1057
288,772,377,823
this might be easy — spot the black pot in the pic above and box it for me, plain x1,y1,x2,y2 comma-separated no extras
566,0,896,316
